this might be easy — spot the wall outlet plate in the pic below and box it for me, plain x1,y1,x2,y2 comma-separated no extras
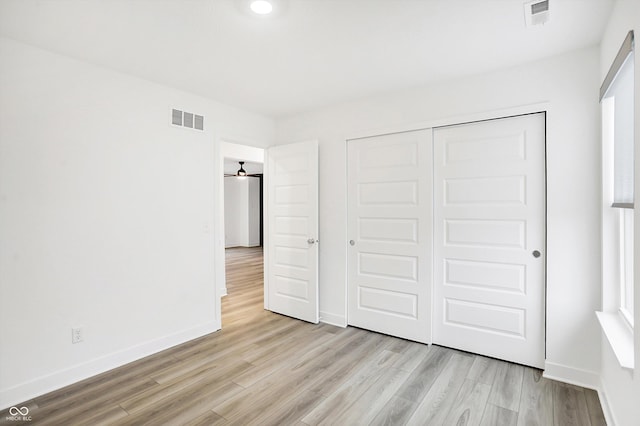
72,327,84,344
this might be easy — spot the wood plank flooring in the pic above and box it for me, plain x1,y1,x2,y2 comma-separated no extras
1,247,606,425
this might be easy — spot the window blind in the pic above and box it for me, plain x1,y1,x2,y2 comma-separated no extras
600,31,634,101
601,31,635,209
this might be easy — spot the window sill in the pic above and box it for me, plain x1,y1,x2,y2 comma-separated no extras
596,311,635,370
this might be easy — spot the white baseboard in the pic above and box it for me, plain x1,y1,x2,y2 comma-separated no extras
319,311,347,327
220,287,228,297
597,383,616,426
543,361,600,390
0,321,220,410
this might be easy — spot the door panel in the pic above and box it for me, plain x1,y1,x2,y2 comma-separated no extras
265,141,318,323
347,130,432,343
433,113,546,368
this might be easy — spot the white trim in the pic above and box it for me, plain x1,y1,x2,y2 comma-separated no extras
543,361,601,390
596,311,635,370
345,102,551,141
343,137,349,330
320,311,347,327
597,384,617,426
0,321,220,410
213,133,225,328
263,146,270,311
619,307,634,329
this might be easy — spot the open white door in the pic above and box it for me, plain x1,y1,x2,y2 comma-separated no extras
433,113,546,368
347,129,432,343
264,140,319,323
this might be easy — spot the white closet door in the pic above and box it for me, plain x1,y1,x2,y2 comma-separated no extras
347,129,432,343
265,140,319,323
433,113,546,368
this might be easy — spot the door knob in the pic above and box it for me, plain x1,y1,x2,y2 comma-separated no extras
307,238,317,244
349,240,355,246
532,250,541,258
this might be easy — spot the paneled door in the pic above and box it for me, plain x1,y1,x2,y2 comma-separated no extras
347,130,432,343
433,113,546,368
265,140,319,323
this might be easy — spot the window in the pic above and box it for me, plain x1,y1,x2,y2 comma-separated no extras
620,208,634,325
598,31,635,369
601,30,635,328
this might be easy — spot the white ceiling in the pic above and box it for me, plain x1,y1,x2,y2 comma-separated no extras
0,0,613,118
224,159,263,175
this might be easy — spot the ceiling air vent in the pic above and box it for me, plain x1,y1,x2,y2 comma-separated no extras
171,108,204,131
524,0,550,27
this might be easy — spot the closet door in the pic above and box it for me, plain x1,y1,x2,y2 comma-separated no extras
433,113,546,368
347,129,432,343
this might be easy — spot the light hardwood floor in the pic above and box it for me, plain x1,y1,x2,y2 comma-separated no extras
1,247,606,425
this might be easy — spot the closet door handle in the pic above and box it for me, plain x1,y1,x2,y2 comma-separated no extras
532,250,541,258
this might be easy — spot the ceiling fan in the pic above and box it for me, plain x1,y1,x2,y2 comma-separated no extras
224,161,262,178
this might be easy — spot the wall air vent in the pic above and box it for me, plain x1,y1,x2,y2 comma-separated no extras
524,0,550,27
171,108,204,131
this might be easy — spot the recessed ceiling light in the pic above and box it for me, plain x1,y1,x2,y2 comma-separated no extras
250,0,273,14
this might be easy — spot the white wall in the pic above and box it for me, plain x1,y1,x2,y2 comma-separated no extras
0,37,274,408
599,1,640,424
221,142,265,164
277,46,603,386
223,177,261,248
248,177,261,247
224,177,249,247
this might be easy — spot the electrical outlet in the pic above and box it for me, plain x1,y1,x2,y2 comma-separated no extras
72,327,84,344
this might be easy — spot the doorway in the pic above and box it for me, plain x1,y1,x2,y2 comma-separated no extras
220,142,265,326
217,140,320,327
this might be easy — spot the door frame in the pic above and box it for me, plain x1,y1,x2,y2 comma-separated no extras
344,102,550,351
